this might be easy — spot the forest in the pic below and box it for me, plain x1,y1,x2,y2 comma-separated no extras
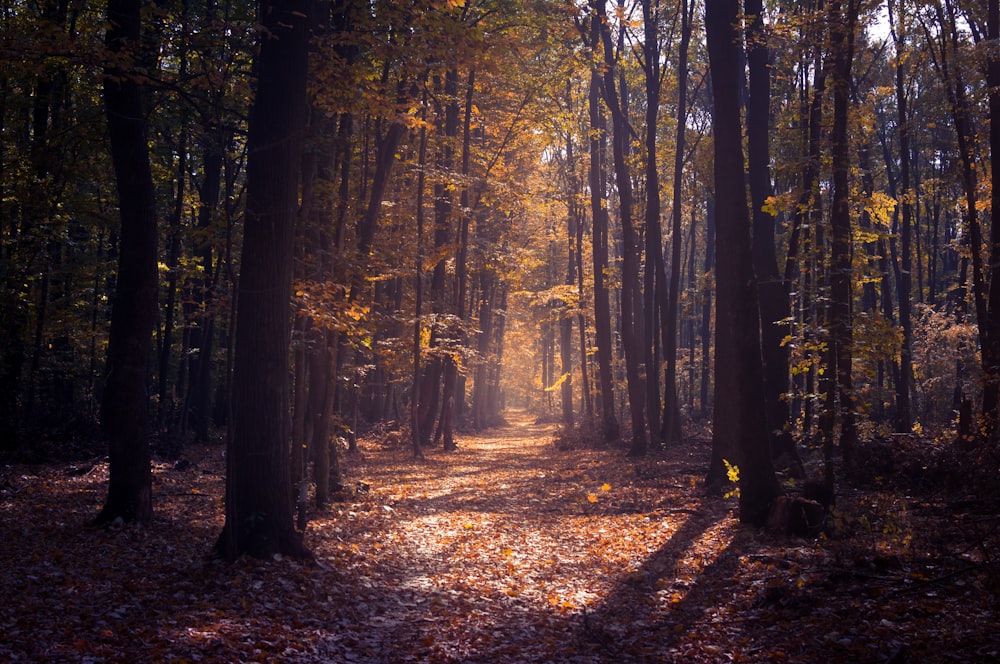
1,0,999,660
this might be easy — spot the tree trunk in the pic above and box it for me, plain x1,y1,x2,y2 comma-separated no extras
640,0,665,446
214,0,310,561
94,0,158,527
828,0,859,463
587,20,619,443
982,0,1000,430
663,0,694,445
746,0,796,465
705,0,782,525
888,0,914,433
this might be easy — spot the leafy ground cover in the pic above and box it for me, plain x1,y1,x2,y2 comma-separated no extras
1,413,998,662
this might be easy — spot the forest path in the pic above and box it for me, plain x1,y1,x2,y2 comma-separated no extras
308,411,736,662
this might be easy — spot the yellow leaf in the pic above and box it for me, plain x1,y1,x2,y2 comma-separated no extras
463,523,474,530
587,494,598,503
501,548,513,556
601,483,611,492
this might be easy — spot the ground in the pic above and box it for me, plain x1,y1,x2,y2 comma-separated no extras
1,412,998,662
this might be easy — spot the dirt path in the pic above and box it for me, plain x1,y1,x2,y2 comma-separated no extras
1,413,997,662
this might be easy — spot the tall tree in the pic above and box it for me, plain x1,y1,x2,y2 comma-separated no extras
746,0,795,462
888,0,914,433
94,0,159,526
214,0,311,561
827,0,859,464
640,0,666,446
705,0,782,524
587,9,619,444
596,0,646,455
663,0,695,444
982,0,1000,430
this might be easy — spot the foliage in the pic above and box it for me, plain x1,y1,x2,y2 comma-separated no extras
911,303,981,427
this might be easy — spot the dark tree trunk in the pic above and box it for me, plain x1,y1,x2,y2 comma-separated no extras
982,0,1000,429
640,0,665,446
888,0,914,433
705,0,782,525
94,0,158,527
828,0,858,463
587,21,619,444
214,0,311,561
746,0,796,466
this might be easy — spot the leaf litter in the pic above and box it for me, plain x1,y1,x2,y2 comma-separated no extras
1,413,998,662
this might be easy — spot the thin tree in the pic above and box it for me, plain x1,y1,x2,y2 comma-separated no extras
640,0,666,446
888,0,914,433
746,0,796,464
586,9,619,443
663,0,695,444
826,0,859,465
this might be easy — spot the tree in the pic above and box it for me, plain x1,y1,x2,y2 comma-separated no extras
982,0,1000,433
94,0,159,526
585,7,619,444
595,0,646,455
746,0,796,465
640,0,666,446
888,0,915,433
663,0,695,445
214,0,311,561
705,0,782,524
826,0,859,466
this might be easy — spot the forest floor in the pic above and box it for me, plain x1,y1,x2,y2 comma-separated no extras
1,412,999,663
